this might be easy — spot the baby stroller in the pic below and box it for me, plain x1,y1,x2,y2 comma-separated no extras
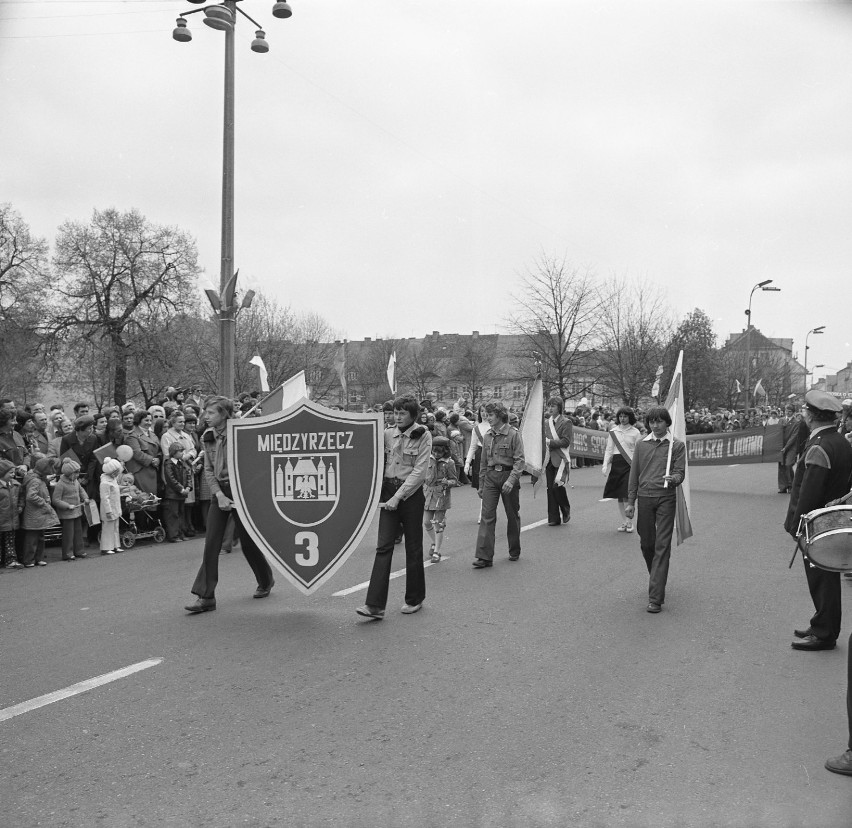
118,494,166,548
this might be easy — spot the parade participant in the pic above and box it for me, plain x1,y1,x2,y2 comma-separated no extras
99,457,123,555
784,390,852,651
624,407,686,613
51,458,90,561
0,458,23,568
423,436,459,563
464,405,489,523
602,406,642,532
357,395,432,619
185,396,275,614
473,401,525,568
544,396,572,526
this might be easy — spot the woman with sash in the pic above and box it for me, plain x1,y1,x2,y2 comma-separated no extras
602,406,641,532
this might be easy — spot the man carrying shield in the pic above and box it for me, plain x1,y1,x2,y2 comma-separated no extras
357,395,432,619
184,396,275,614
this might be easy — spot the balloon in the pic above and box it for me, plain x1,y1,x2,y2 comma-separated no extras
116,445,134,463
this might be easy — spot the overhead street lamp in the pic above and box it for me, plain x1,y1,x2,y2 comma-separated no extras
804,325,826,377
743,280,781,413
172,0,293,399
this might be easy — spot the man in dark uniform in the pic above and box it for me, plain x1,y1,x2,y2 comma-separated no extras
544,396,572,525
473,402,525,567
785,390,852,651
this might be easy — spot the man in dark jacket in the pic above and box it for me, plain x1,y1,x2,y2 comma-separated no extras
785,391,852,651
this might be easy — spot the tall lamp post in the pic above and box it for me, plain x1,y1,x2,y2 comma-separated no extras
804,325,825,380
172,0,293,399
743,279,781,414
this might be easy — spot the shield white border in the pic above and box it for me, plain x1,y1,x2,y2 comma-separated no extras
228,398,383,595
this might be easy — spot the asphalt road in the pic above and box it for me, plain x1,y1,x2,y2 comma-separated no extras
2,463,852,827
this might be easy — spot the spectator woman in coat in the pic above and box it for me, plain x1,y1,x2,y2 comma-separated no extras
125,410,161,495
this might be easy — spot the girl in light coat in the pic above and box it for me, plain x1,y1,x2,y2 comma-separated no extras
99,457,123,555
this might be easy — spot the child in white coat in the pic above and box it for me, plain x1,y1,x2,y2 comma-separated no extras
99,457,123,555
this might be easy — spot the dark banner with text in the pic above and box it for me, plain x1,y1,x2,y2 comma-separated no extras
570,423,784,466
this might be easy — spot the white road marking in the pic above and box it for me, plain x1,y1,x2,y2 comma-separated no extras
520,518,549,532
333,557,450,597
0,658,163,724
335,516,553,597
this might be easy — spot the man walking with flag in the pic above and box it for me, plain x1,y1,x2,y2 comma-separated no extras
624,351,692,613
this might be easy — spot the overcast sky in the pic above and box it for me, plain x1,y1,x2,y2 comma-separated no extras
2,0,851,384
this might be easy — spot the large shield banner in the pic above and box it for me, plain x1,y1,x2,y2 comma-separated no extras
228,400,383,595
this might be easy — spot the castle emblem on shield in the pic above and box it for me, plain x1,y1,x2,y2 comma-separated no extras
271,453,340,526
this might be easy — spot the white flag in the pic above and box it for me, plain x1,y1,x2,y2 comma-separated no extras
249,355,269,393
519,376,546,497
754,378,766,399
386,351,397,395
279,370,308,409
664,350,693,545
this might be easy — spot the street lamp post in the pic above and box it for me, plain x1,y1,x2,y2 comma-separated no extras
804,325,826,381
743,280,781,415
173,0,292,399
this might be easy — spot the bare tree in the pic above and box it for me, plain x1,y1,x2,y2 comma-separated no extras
449,335,498,411
397,338,447,401
50,208,201,406
596,276,672,407
508,254,603,399
0,205,50,400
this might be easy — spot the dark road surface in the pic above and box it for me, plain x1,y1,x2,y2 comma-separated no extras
3,463,852,827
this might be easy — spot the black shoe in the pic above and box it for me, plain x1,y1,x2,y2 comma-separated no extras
561,511,571,523
548,520,561,526
825,750,852,776
472,558,492,568
509,555,520,561
185,598,216,614
394,534,403,545
184,531,196,538
253,582,274,599
791,634,835,651
647,602,662,613
794,627,813,639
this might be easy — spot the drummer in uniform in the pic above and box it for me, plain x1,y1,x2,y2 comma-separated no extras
784,390,852,651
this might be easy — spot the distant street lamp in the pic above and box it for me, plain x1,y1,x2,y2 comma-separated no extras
804,325,826,377
743,280,781,412
172,0,293,399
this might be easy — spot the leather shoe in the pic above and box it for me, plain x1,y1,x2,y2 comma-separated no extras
472,558,492,568
509,554,520,561
561,512,570,523
253,582,274,599
548,520,561,526
791,634,835,651
647,602,662,613
185,598,216,614
355,605,385,619
825,750,852,776
794,627,813,639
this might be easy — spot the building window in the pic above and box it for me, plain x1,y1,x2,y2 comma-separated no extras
448,386,458,399
513,384,523,399
348,391,359,404
347,371,357,382
308,369,322,384
493,385,503,398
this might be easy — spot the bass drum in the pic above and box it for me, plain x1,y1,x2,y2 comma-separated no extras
798,505,852,572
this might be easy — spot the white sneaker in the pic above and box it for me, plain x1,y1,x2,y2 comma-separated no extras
625,523,634,533
401,602,422,614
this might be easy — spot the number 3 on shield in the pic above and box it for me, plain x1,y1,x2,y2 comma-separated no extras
294,531,319,566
